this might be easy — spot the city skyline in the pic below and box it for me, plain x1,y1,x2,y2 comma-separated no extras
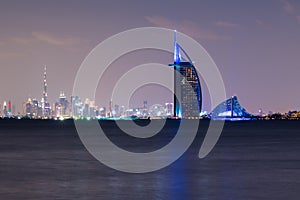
1,90,176,119
1,0,300,114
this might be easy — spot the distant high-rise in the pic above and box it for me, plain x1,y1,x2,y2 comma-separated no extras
3,101,7,117
165,102,174,116
59,91,69,116
258,108,263,116
169,31,202,118
31,98,42,118
24,98,32,117
143,100,147,109
142,100,148,116
114,104,120,117
108,100,113,117
42,66,50,117
43,66,48,105
7,100,12,117
71,96,82,117
83,98,90,117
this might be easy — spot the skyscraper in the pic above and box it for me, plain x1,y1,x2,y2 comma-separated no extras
24,98,32,117
169,31,202,118
3,101,7,117
70,96,83,117
42,66,50,117
165,102,174,116
83,98,90,118
7,100,12,117
43,65,48,105
108,100,113,117
59,91,69,116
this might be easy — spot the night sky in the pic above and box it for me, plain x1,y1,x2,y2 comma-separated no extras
0,0,299,114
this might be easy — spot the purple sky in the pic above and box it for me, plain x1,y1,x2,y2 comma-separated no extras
0,0,300,114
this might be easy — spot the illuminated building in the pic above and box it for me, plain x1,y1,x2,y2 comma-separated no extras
83,98,90,118
24,98,32,117
7,100,12,117
114,104,120,117
71,96,83,117
42,66,51,117
32,99,42,118
149,104,165,117
3,101,7,117
120,106,125,117
141,101,148,116
169,31,202,118
210,96,252,119
54,102,61,117
42,66,47,112
108,100,113,118
99,107,106,118
258,108,263,116
165,102,174,116
44,102,51,117
89,100,96,118
59,91,69,116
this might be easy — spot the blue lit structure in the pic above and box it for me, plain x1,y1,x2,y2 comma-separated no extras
210,96,252,119
169,31,202,118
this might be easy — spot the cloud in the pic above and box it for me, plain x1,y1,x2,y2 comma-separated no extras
280,0,295,14
146,16,229,40
146,16,173,28
6,32,87,47
215,21,238,28
31,32,83,46
279,0,300,24
11,37,34,45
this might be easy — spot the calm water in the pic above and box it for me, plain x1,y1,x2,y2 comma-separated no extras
0,119,299,200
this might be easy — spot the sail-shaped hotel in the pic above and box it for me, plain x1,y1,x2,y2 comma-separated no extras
169,31,202,118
